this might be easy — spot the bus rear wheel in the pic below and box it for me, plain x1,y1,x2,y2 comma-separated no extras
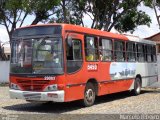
133,77,141,95
82,82,96,107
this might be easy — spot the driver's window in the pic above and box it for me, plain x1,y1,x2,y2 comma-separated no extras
66,38,83,73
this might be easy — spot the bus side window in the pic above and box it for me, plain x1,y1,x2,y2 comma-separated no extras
146,45,152,62
137,44,145,62
151,45,156,62
126,42,136,62
99,38,112,61
66,39,83,73
114,41,125,62
85,36,98,61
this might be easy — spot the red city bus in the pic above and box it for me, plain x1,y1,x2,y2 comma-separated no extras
9,24,158,106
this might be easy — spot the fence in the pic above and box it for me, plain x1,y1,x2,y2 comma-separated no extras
0,61,10,83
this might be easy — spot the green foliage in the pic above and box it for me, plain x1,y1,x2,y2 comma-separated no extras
114,10,151,33
50,0,84,25
143,0,160,7
158,0,160,6
79,0,152,32
23,0,60,14
0,0,159,40
0,0,61,40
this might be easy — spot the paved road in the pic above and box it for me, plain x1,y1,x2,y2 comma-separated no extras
0,86,160,119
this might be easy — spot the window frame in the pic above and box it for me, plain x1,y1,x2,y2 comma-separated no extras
99,37,113,62
158,44,160,53
66,38,83,74
85,35,99,62
126,41,136,62
136,43,145,62
151,45,157,62
113,40,125,62
145,44,153,63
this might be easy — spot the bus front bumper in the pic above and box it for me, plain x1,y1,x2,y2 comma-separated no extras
9,89,64,102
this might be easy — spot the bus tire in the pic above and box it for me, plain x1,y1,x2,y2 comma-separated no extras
133,77,141,95
82,82,96,107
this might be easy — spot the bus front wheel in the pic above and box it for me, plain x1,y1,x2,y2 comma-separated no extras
133,77,141,95
82,82,96,107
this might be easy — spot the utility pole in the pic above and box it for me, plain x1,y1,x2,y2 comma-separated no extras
153,0,160,29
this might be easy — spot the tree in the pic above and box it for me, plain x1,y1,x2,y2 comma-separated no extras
51,0,156,33
28,0,61,25
50,0,84,25
0,0,159,39
77,0,152,32
143,0,160,29
0,0,60,41
152,0,160,29
114,9,151,33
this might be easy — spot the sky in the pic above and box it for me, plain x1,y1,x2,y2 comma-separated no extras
0,4,159,45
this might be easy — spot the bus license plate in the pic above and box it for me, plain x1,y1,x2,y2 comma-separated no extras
23,93,41,100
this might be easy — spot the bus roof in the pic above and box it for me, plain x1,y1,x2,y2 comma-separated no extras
62,24,128,41
16,23,156,45
125,35,156,45
16,23,128,41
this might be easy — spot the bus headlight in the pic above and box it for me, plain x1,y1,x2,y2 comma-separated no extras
10,83,21,90
44,84,57,91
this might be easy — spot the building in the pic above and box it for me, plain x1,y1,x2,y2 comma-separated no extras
145,32,160,83
145,32,160,54
4,46,11,60
0,45,10,61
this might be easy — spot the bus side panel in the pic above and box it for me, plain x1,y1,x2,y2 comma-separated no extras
98,79,134,96
64,68,86,102
63,32,86,102
107,79,134,94
65,85,85,102
64,62,100,102
98,62,135,95
98,62,111,95
64,62,127,101
84,62,134,96
135,63,158,87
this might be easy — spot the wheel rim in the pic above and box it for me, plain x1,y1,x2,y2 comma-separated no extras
85,89,94,103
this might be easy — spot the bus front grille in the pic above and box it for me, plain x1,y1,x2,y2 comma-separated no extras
16,79,50,91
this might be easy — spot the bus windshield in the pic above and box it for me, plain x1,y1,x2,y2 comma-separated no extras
10,37,64,75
